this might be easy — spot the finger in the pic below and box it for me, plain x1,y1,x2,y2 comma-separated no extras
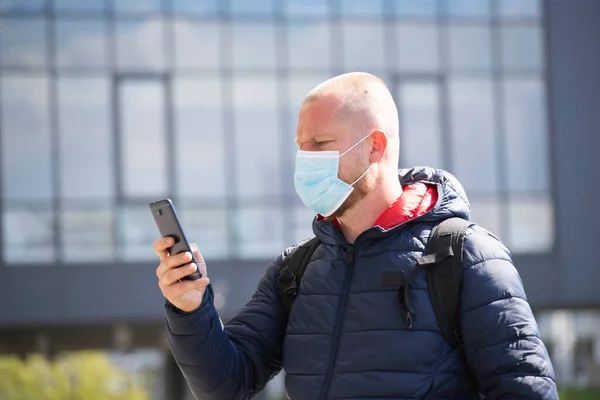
156,251,193,279
190,244,208,276
153,237,174,260
159,262,198,288
165,277,211,298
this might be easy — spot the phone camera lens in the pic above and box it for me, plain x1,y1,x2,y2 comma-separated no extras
158,209,163,216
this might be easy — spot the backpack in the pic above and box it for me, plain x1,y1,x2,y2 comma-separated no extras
276,217,473,349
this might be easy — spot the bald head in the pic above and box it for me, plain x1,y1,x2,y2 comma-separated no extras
304,72,399,141
297,72,400,169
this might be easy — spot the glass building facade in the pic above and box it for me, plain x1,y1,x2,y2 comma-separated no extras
0,0,551,266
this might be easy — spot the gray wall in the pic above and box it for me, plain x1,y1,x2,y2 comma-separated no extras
1,1,600,347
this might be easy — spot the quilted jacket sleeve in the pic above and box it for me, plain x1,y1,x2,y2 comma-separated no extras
460,226,559,399
165,251,289,400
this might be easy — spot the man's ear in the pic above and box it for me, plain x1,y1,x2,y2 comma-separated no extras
369,130,388,164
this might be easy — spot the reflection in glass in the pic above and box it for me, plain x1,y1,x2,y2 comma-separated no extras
0,19,47,67
393,0,437,17
118,205,159,261
1,76,52,200
116,19,165,71
233,78,281,199
230,0,274,16
178,205,228,260
119,81,167,198
449,79,498,194
449,25,492,70
445,0,490,18
235,206,284,259
56,20,107,69
499,0,540,19
469,198,502,240
54,0,105,11
0,0,45,10
342,23,385,70
173,20,220,69
398,82,443,169
174,78,226,199
341,0,383,17
61,209,113,262
395,23,439,72
503,78,548,192
501,26,543,70
172,0,219,15
232,23,276,69
58,78,113,199
113,0,162,13
287,22,331,70
508,195,553,253
293,206,316,244
285,0,328,18
3,208,55,264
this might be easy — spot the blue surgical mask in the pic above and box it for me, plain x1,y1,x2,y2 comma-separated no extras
294,134,374,217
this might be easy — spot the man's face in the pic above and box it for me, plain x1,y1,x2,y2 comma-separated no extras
295,97,374,218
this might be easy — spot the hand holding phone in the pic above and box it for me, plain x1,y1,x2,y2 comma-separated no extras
151,199,210,313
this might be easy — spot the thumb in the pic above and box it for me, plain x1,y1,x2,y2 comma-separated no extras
190,243,208,277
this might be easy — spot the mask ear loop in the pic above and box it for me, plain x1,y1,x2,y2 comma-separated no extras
340,132,373,157
344,131,388,186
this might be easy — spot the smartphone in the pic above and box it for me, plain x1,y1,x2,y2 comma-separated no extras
149,198,202,281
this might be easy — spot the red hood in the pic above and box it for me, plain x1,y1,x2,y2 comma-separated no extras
317,183,438,230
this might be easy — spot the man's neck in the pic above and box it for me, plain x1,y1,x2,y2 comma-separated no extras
336,179,403,244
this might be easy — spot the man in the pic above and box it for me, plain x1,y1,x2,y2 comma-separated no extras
154,72,558,399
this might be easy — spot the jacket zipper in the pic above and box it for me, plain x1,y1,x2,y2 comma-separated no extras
319,244,355,400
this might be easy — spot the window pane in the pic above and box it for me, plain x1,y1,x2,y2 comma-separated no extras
236,206,284,259
398,82,443,169
449,25,492,70
293,205,315,244
233,77,281,199
232,23,276,69
113,0,161,13
0,0,44,11
395,23,439,72
341,0,383,17
118,205,157,261
503,78,548,192
285,0,328,18
58,78,113,199
119,81,167,198
499,0,540,19
230,0,274,16
178,204,227,260
449,79,498,194
54,0,105,11
501,26,543,70
56,20,107,69
3,208,55,264
1,76,52,200
469,198,502,240
61,208,113,262
173,20,220,69
342,23,385,70
174,78,226,199
116,20,165,71
0,19,47,68
445,0,491,18
287,22,331,70
172,0,219,14
507,195,554,253
393,0,438,17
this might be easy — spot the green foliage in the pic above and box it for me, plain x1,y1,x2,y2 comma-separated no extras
559,388,600,400
0,351,149,400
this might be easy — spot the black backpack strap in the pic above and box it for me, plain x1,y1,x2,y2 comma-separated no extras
415,217,473,348
277,237,321,317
